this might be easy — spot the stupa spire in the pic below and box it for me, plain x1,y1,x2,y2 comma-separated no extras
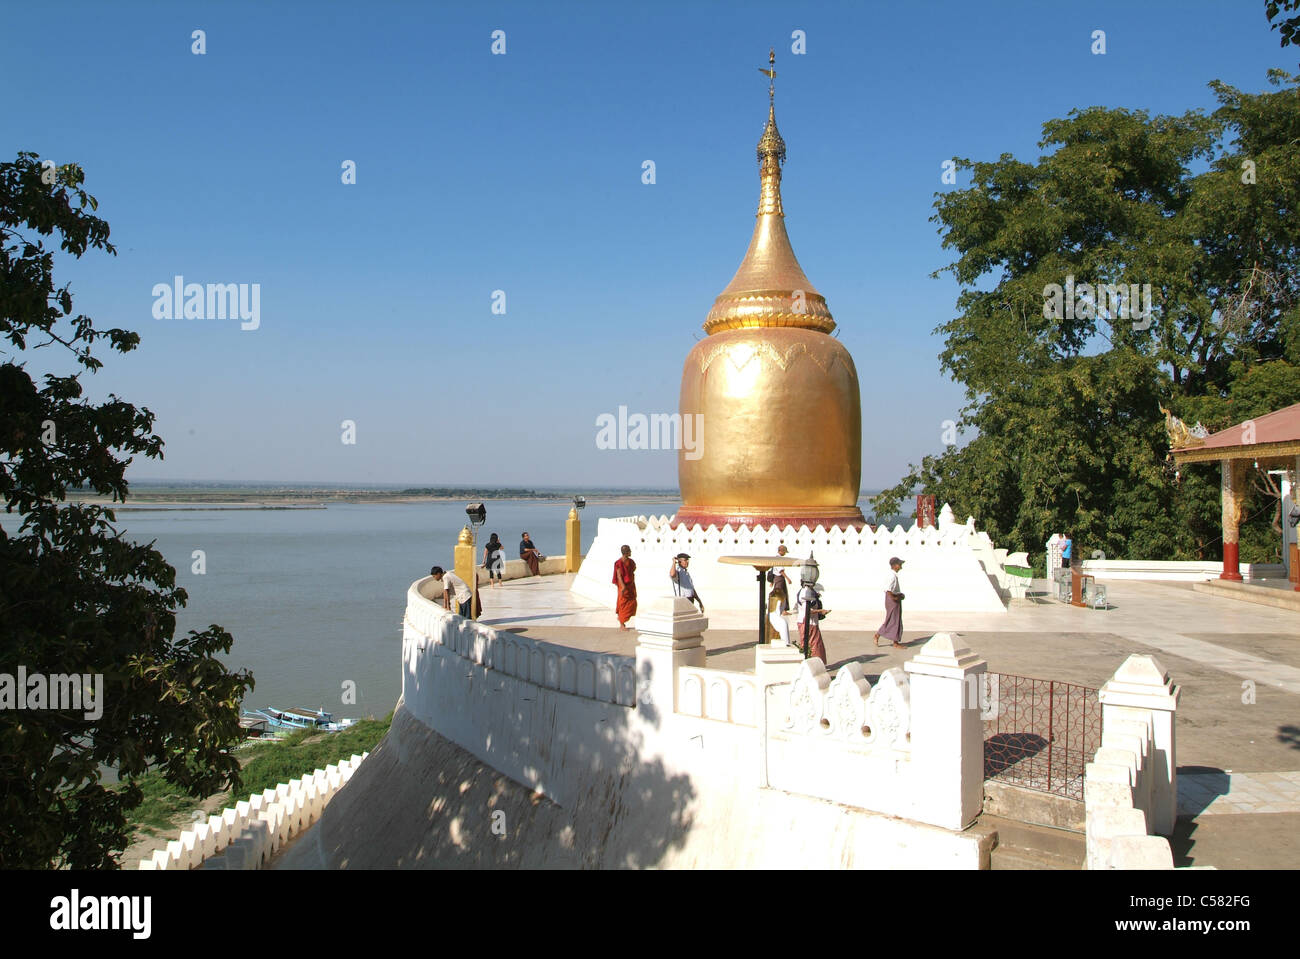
703,48,835,336
756,48,785,216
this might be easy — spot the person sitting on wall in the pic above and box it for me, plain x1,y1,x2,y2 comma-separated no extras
669,553,705,612
519,532,545,576
431,565,473,617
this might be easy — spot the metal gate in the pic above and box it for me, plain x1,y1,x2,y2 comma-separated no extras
982,672,1102,801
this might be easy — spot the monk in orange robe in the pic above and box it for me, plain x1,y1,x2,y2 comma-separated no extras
613,544,637,629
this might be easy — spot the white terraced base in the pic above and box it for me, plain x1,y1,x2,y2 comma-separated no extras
572,508,1009,614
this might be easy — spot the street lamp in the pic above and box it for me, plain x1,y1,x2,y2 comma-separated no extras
465,503,486,619
799,552,820,587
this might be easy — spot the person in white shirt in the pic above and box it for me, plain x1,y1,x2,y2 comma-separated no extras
873,557,905,648
431,565,473,617
668,553,705,612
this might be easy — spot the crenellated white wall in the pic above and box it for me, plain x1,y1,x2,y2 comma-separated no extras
138,753,367,870
1083,655,1181,870
391,581,995,866
570,512,1008,613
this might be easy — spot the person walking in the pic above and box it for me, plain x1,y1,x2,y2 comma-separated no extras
612,544,637,630
483,533,505,587
873,557,906,649
796,575,828,662
669,553,705,612
431,565,473,617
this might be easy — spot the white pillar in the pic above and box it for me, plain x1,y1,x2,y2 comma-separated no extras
904,633,987,830
634,596,707,720
1046,533,1063,580
1284,462,1298,579
1098,655,1180,836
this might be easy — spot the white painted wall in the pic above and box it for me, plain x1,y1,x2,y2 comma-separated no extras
1079,559,1284,582
1083,654,1179,870
571,513,1008,613
390,581,994,867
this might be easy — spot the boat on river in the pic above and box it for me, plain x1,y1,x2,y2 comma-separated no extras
245,706,357,734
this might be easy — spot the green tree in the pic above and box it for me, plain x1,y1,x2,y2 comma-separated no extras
872,72,1300,567
0,152,253,868
1267,0,1300,60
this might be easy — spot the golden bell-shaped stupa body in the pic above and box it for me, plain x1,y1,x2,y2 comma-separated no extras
676,84,864,530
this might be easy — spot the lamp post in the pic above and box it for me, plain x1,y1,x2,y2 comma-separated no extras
567,496,586,572
797,553,820,658
465,502,486,618
718,553,799,648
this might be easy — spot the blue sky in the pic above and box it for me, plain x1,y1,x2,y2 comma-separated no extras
3,1,1291,489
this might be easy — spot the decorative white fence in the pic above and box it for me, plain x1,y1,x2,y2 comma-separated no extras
1084,654,1180,869
784,659,912,750
572,510,1009,613
138,753,368,870
677,666,758,725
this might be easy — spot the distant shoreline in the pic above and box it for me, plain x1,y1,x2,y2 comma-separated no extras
71,491,683,509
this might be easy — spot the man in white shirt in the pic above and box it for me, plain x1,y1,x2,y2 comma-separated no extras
873,557,905,648
668,553,705,612
431,565,473,617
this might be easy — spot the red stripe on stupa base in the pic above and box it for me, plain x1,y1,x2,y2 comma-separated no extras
1220,542,1243,581
671,506,868,532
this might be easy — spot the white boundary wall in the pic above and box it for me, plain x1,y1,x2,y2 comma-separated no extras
571,507,1008,614
1084,655,1180,870
138,753,368,870
395,577,995,867
1079,559,1283,582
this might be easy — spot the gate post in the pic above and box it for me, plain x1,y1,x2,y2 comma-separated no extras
905,633,987,830
1097,655,1180,836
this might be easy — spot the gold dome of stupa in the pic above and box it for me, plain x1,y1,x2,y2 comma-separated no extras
676,51,864,531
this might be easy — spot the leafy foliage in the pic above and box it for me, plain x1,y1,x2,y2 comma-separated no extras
872,72,1300,567
0,151,254,868
1267,0,1300,56
235,714,391,798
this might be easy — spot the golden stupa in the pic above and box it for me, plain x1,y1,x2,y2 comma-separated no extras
675,52,864,530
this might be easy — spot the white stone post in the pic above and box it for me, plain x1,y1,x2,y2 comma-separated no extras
635,596,707,719
904,633,987,830
1046,533,1063,580
1284,464,1298,581
1098,655,1180,835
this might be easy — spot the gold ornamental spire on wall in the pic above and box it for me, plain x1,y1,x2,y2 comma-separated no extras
703,49,835,336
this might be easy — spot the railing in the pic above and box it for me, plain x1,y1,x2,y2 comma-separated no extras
676,667,757,725
405,577,637,707
983,673,1102,801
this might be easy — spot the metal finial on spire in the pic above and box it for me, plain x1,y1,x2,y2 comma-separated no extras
755,47,786,173
758,47,777,102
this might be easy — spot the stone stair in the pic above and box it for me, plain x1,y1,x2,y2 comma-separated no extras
983,815,1085,870
1192,578,1300,612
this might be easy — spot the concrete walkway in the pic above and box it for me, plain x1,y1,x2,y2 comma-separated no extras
472,573,1300,868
